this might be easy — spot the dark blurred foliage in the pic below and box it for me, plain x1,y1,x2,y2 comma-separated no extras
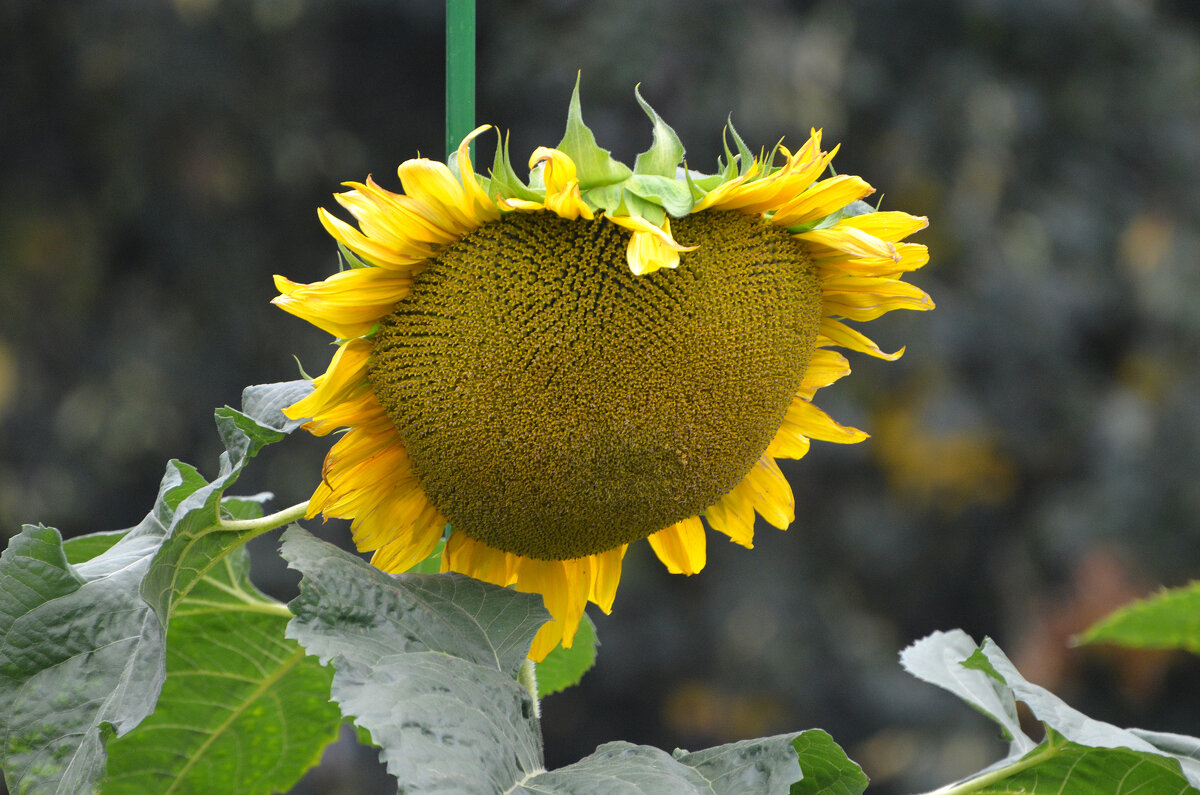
3,0,1200,792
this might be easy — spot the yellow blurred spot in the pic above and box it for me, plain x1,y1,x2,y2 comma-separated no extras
662,680,786,743
1119,213,1174,274
872,394,1015,514
0,339,15,420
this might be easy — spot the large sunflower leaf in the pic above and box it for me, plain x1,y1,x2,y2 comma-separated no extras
903,630,1200,793
0,380,313,795
103,541,339,795
1078,581,1200,654
282,528,837,794
280,526,548,793
556,75,633,190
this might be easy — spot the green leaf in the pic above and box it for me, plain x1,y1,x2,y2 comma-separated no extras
62,528,128,564
517,734,805,794
556,75,633,190
790,730,869,795
536,612,598,698
1078,581,1200,654
281,526,548,793
104,546,339,795
0,380,312,795
632,85,685,178
974,730,1200,794
282,528,822,794
902,630,1200,793
0,523,164,795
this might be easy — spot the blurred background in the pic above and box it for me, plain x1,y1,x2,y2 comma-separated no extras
4,0,1200,792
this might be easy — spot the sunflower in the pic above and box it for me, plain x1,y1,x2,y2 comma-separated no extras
274,84,932,661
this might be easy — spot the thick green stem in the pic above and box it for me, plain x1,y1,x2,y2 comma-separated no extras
518,658,541,719
445,0,476,160
217,501,309,538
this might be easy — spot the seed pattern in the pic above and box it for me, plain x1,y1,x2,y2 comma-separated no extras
369,210,822,560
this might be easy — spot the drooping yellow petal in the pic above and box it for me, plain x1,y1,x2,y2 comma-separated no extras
441,532,518,588
796,225,898,260
529,147,594,220
318,207,428,270
514,556,590,651
455,125,502,224
770,174,875,228
694,133,839,215
817,242,930,278
336,184,450,256
817,317,905,360
798,348,852,395
821,275,935,321
606,215,697,275
782,396,869,444
704,487,756,548
272,268,412,340
838,211,928,242
588,545,627,614
397,157,483,233
737,455,795,529
370,516,444,574
283,338,372,426
647,516,707,575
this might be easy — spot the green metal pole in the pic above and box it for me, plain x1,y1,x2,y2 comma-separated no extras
445,0,476,161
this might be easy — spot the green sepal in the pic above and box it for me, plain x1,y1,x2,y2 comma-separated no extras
488,130,542,202
336,242,370,270
784,198,877,235
720,117,756,179
556,74,633,190
613,189,667,227
583,185,668,227
624,174,695,217
632,84,685,178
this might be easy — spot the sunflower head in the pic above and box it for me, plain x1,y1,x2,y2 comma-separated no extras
273,81,932,660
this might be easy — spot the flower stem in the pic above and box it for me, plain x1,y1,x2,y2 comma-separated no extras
445,0,476,160
518,658,541,719
919,740,1059,795
217,501,310,539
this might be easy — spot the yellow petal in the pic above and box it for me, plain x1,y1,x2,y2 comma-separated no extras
799,349,852,394
817,242,930,278
272,268,412,340
441,532,518,588
704,488,756,548
796,225,898,260
514,556,589,649
396,157,480,232
588,545,627,614
737,455,794,529
529,147,594,220
821,275,935,321
770,174,875,228
838,211,928,242
318,207,427,270
647,516,707,575
369,509,445,574
783,397,869,444
606,215,697,275
455,125,502,223
283,338,372,424
817,317,905,361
